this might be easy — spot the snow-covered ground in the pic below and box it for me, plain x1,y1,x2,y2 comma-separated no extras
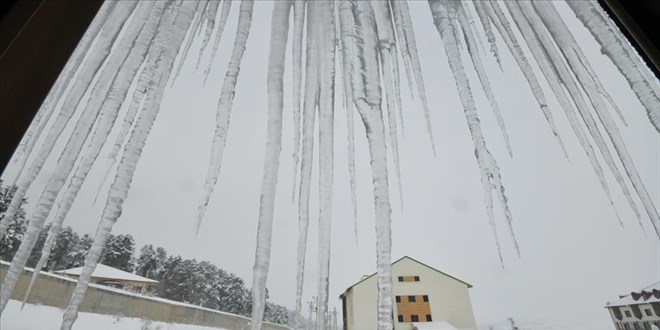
1,300,226,330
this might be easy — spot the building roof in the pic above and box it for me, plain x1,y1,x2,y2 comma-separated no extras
56,264,159,284
340,256,473,299
605,281,660,307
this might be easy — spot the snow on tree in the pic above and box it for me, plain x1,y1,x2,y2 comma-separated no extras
99,234,136,272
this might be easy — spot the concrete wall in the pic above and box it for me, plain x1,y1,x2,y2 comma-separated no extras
0,263,289,330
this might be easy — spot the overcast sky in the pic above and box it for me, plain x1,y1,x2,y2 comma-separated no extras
2,1,658,329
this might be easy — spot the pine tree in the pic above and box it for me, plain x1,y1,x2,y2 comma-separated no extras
0,180,27,262
100,234,136,272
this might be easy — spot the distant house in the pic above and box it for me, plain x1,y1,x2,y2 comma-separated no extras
340,256,477,330
605,282,660,330
56,264,158,293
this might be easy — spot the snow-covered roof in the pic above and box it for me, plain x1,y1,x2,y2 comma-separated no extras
56,264,159,284
606,281,660,307
411,321,457,330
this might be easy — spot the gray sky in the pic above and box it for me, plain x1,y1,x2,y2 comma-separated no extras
2,1,658,329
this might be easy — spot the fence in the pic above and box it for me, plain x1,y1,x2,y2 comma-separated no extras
0,262,290,330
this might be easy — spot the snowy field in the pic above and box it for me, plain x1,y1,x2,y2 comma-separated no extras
1,300,226,330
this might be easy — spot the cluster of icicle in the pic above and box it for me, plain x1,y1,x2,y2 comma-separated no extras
0,1,657,330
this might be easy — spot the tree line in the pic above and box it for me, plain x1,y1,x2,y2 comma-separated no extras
0,180,288,325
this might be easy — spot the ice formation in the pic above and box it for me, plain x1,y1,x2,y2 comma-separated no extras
0,1,658,329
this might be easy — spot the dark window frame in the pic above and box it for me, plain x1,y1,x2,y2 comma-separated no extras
411,315,419,322
426,314,432,321
414,276,420,282
398,276,404,282
422,295,429,302
395,296,401,303
408,295,416,303
397,315,404,322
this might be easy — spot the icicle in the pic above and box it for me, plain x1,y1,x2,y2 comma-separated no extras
429,0,519,261
479,1,568,159
566,0,660,131
505,1,623,226
194,0,222,70
389,1,414,98
195,0,255,233
346,1,394,329
338,1,359,246
532,2,660,237
250,2,291,329
371,0,403,208
8,1,118,188
203,0,233,83
0,1,137,240
472,1,502,70
291,0,306,202
59,3,196,329
295,0,319,327
389,0,436,155
19,2,167,308
315,3,335,329
172,0,206,84
0,1,150,313
515,1,644,229
456,3,513,157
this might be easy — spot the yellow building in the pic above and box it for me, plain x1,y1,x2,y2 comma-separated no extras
56,264,158,293
340,256,477,330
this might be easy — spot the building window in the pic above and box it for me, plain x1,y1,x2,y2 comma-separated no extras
395,296,401,303
625,311,632,318
411,315,419,322
623,323,630,330
397,315,404,322
398,276,404,282
414,276,420,282
426,314,433,321
408,295,416,303
423,295,429,302
645,309,652,316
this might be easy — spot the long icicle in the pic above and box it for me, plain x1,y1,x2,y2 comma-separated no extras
291,0,306,202
567,0,660,131
195,0,255,233
19,2,168,308
505,1,623,226
532,1,660,237
295,0,319,326
315,3,335,329
203,0,233,84
351,1,394,328
59,3,197,329
0,1,151,313
392,0,436,155
7,1,117,187
479,1,568,159
0,2,138,239
516,1,643,227
338,0,359,245
429,0,519,262
456,2,513,157
389,0,415,98
250,1,291,329
372,0,403,209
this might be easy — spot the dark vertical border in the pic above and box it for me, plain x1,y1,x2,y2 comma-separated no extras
0,0,104,173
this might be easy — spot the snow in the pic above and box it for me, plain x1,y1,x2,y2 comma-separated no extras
412,321,457,330
56,264,158,284
1,300,226,330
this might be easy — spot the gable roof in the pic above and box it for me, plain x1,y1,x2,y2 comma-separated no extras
56,264,159,284
340,256,472,299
